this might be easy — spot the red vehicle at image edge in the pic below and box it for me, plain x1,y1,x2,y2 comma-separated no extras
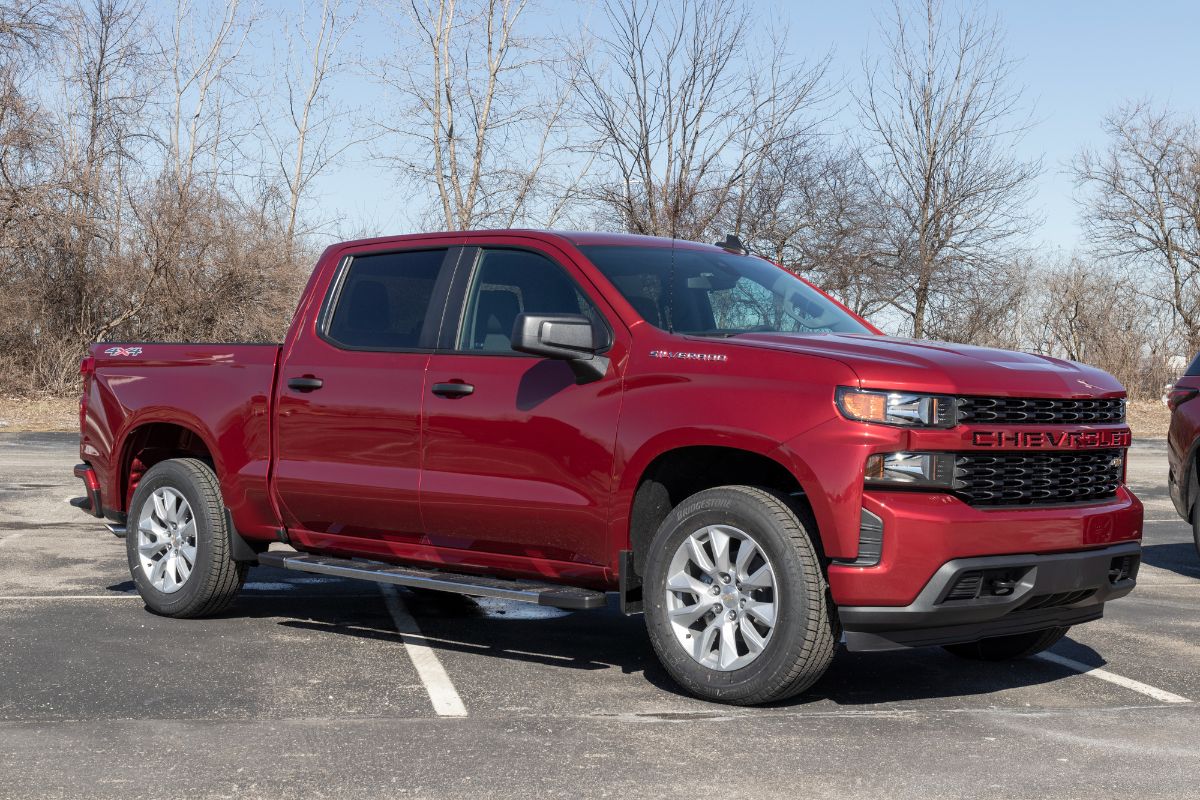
71,230,1144,704
1168,352,1200,557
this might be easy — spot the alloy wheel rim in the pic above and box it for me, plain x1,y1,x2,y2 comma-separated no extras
136,487,197,594
664,525,778,671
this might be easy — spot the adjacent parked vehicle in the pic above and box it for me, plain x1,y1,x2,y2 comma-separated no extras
72,230,1143,704
1168,352,1200,557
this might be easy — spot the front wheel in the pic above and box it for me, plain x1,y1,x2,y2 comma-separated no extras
126,458,247,618
942,626,1070,661
642,485,836,705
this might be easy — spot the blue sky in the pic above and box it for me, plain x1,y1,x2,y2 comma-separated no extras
307,0,1200,253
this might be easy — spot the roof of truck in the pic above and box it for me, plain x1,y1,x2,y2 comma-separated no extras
332,229,725,252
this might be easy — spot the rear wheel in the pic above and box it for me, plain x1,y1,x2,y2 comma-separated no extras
642,485,836,705
126,458,246,618
942,626,1069,661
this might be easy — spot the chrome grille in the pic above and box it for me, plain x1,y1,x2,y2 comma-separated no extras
957,397,1125,424
954,449,1124,506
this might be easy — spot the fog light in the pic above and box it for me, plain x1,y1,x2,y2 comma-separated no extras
864,452,956,489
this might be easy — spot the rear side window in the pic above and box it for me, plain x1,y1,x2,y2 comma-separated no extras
325,249,447,349
457,249,601,353
1188,352,1200,376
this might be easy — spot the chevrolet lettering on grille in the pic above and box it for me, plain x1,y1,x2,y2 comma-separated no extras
971,429,1132,449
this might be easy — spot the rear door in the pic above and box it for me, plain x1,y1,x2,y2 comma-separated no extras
273,242,462,555
420,239,628,576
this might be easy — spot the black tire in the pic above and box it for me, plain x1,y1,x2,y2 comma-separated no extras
1192,501,1200,560
942,626,1070,661
126,458,247,618
642,485,836,705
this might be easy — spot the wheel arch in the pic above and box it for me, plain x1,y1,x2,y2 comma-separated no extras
115,415,221,514
621,441,819,577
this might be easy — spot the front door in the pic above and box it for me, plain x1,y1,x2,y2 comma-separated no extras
420,242,627,577
273,244,459,555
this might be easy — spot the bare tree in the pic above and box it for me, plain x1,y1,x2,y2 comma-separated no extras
1028,256,1176,397
52,0,153,346
257,0,359,247
0,1,54,243
925,257,1030,348
1074,102,1200,356
154,0,256,196
373,0,584,230
0,0,331,396
0,1,56,393
575,0,828,241
858,0,1039,339
718,141,897,319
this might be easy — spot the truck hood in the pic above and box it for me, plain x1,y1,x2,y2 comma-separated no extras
720,333,1125,398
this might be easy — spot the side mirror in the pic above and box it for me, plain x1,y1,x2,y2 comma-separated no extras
511,313,610,383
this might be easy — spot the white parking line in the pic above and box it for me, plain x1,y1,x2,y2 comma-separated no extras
0,592,385,600
1037,652,1192,704
379,584,468,717
0,594,139,600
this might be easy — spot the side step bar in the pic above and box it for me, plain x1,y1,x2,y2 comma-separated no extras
258,551,608,610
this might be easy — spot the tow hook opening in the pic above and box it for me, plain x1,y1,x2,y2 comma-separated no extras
942,567,1030,602
1108,555,1137,584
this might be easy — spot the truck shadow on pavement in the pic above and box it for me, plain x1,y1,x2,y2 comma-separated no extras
1139,542,1200,579
225,578,1105,708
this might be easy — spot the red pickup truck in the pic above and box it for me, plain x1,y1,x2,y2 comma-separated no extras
73,230,1143,704
1168,351,1200,556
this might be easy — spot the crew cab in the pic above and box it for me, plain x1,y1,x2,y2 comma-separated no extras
72,230,1143,704
1168,351,1200,557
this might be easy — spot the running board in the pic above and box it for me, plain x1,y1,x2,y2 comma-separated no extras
257,551,608,610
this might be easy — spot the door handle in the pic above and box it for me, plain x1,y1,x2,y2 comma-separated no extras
287,376,324,392
431,382,474,398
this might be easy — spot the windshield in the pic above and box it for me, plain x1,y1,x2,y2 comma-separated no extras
579,245,871,337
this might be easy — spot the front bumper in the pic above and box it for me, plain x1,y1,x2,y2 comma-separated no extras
839,541,1140,651
827,485,1143,607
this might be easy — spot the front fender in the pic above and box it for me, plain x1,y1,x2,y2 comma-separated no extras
771,416,905,560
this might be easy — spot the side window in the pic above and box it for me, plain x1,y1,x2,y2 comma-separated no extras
457,249,600,353
325,249,447,349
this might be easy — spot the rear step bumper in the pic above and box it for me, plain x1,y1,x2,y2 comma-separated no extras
71,463,104,518
258,551,608,610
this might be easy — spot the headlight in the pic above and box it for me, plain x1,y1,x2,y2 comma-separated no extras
865,452,957,489
836,387,956,428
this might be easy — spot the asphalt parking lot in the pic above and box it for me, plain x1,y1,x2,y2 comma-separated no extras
1,433,1196,799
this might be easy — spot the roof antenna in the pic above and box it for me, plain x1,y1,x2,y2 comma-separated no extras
714,234,747,254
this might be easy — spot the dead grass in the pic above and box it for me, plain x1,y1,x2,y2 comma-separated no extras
1127,398,1171,440
0,395,78,432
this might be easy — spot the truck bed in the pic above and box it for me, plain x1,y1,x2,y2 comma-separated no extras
81,342,282,539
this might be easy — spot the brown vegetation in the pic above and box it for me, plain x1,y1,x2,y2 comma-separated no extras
0,0,1195,403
